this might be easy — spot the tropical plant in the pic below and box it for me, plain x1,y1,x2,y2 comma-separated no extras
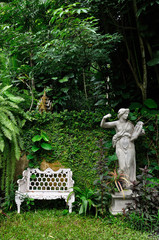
0,84,25,197
107,169,130,198
67,186,97,216
27,131,53,168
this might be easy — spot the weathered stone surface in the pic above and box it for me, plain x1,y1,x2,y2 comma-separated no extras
110,190,135,215
100,108,145,184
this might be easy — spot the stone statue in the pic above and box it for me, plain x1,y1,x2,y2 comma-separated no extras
100,108,145,186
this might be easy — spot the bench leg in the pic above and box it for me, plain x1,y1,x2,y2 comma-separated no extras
15,192,23,214
68,201,72,213
67,193,75,213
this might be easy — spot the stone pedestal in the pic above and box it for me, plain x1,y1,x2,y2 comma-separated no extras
109,190,135,215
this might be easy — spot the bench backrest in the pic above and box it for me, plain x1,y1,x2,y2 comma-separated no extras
17,168,74,193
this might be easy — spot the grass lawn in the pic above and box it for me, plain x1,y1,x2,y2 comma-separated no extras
0,209,157,240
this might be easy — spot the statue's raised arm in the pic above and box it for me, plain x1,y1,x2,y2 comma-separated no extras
100,113,117,129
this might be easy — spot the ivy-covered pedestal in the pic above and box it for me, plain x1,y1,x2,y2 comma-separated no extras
109,190,135,215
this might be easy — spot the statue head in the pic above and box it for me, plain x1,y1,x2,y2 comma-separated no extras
117,108,129,119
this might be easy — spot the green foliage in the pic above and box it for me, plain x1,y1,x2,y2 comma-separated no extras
0,0,122,112
93,139,111,216
126,166,159,232
27,131,53,168
22,110,108,187
0,84,25,197
89,0,159,103
129,99,159,170
68,186,97,216
21,196,35,212
1,182,17,212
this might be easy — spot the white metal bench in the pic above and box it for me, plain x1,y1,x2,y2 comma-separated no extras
15,168,75,213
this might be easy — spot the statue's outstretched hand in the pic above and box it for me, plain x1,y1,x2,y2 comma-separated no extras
104,114,111,119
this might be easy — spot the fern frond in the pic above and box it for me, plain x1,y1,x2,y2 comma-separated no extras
1,155,6,191
1,126,12,140
5,153,11,196
10,145,17,182
12,133,21,160
18,135,24,151
0,84,25,197
0,85,12,94
0,96,5,101
4,101,19,109
0,136,5,152
4,91,24,104
0,112,19,134
0,108,17,125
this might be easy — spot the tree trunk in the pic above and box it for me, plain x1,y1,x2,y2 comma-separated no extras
133,0,147,102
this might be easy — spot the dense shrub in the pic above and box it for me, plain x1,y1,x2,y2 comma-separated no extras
125,166,159,232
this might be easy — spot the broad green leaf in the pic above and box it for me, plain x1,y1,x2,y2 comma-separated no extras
41,132,49,142
32,135,42,142
144,99,157,109
30,174,36,179
31,145,40,152
79,205,84,215
82,199,88,215
147,57,159,66
147,51,159,66
129,113,137,121
41,143,52,150
108,154,117,162
27,154,34,160
61,88,69,93
59,76,69,83
77,9,81,14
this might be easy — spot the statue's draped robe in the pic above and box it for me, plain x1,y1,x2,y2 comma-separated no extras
112,121,136,182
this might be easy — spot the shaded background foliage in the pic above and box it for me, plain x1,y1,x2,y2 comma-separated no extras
0,0,159,111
